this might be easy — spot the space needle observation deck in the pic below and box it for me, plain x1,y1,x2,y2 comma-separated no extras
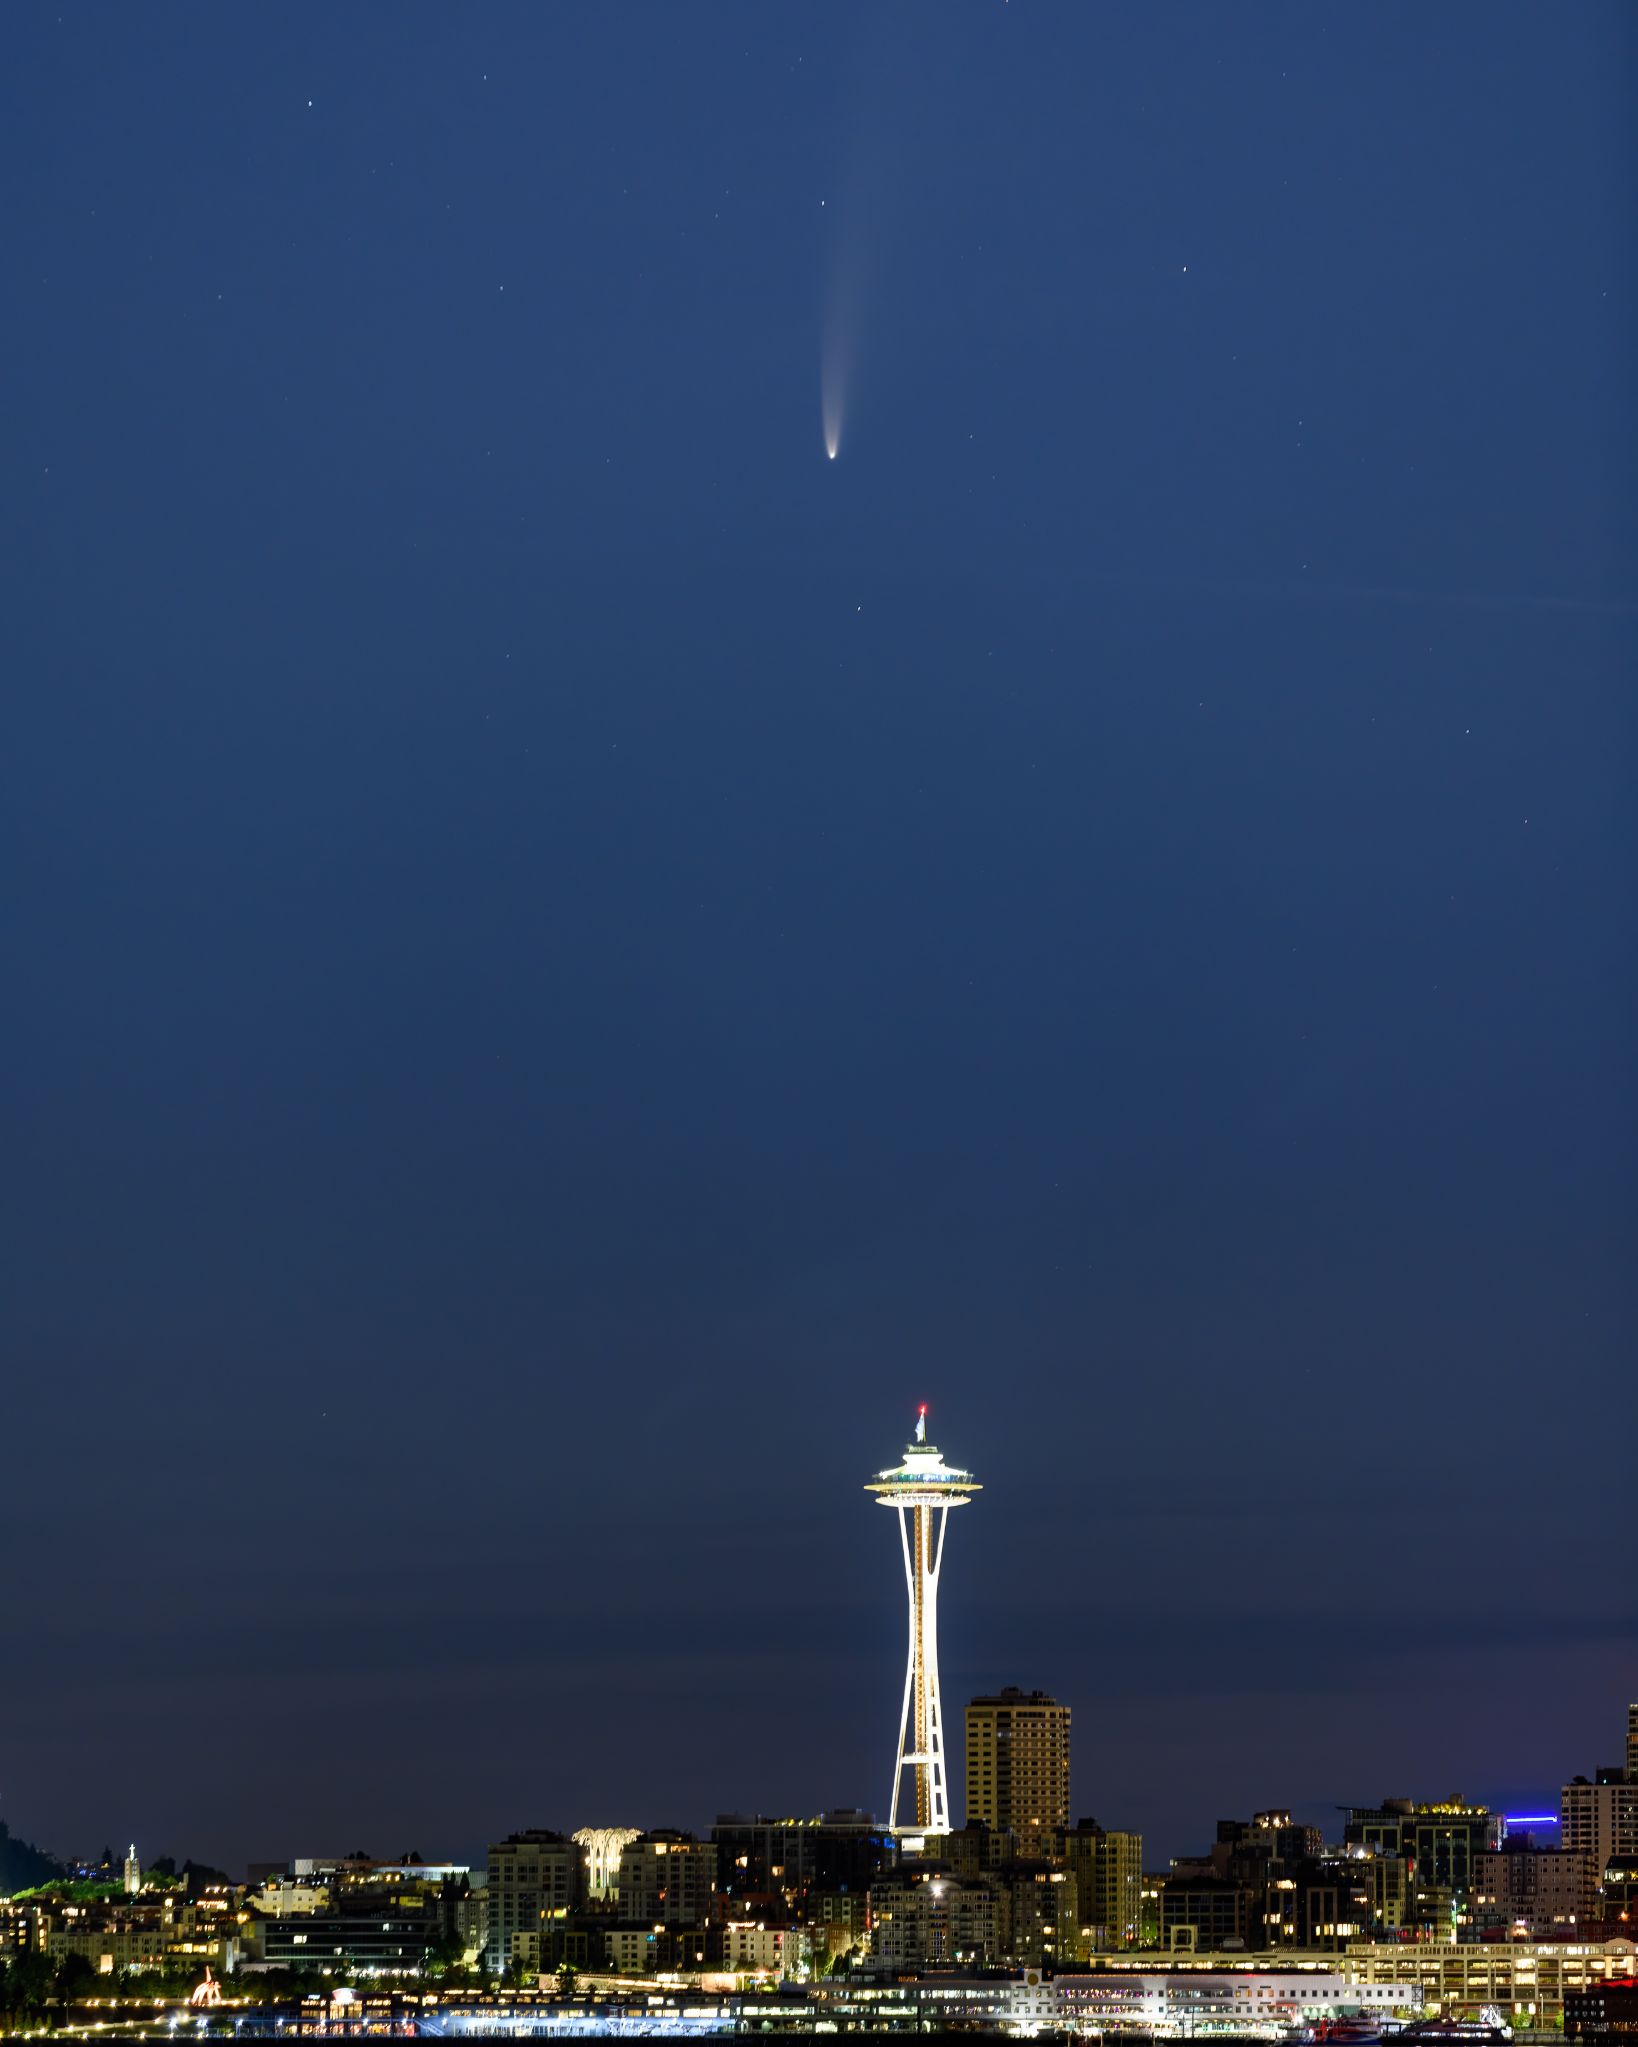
865,1405,980,1841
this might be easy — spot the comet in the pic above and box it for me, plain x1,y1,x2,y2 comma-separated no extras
821,370,844,461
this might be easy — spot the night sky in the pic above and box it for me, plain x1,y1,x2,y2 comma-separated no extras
3,3,1633,1876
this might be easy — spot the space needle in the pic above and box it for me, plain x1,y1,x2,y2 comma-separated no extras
866,1405,980,1840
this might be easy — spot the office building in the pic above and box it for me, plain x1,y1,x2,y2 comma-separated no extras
965,1687,1070,1857
1342,1799,1500,1929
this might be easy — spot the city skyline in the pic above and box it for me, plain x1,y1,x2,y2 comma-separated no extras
3,0,1632,1893
4,1409,1629,1879
5,1688,1636,2026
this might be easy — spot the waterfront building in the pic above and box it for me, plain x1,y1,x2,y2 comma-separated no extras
1055,1969,1421,2036
1343,1936,1638,2028
1567,1981,1638,2041
254,1911,434,1973
865,1405,980,1839
964,1687,1070,1856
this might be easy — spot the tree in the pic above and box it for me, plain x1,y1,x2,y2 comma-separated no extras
0,1952,57,2024
55,1951,99,2005
555,1960,580,1997
0,1822,67,1895
423,1933,465,1979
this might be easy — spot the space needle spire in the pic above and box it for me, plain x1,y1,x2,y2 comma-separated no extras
865,1405,980,1839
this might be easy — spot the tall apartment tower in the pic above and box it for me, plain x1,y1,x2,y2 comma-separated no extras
965,1687,1071,1857
485,1830,585,1971
1561,1776,1638,1892
1627,1702,1637,1785
1062,1818,1145,1953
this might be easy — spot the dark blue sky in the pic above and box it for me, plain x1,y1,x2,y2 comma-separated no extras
2,2,1633,1873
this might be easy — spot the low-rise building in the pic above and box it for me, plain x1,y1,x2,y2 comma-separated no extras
254,1911,434,1973
1566,1980,1638,2042
1056,1968,1421,2036
1344,1935,1638,2028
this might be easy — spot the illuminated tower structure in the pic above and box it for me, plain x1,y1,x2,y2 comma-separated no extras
572,1826,640,1900
866,1406,980,1840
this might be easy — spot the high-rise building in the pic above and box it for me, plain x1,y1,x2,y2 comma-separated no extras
1062,1818,1144,1952
1342,1800,1500,1930
965,1688,1070,1857
485,1830,584,1971
123,1845,141,1897
1561,1777,1638,1894
994,1862,1078,1968
1474,1846,1597,1934
1626,1702,1637,1787
614,1830,716,1925
866,1867,997,1969
711,1811,893,1911
866,1405,980,1839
